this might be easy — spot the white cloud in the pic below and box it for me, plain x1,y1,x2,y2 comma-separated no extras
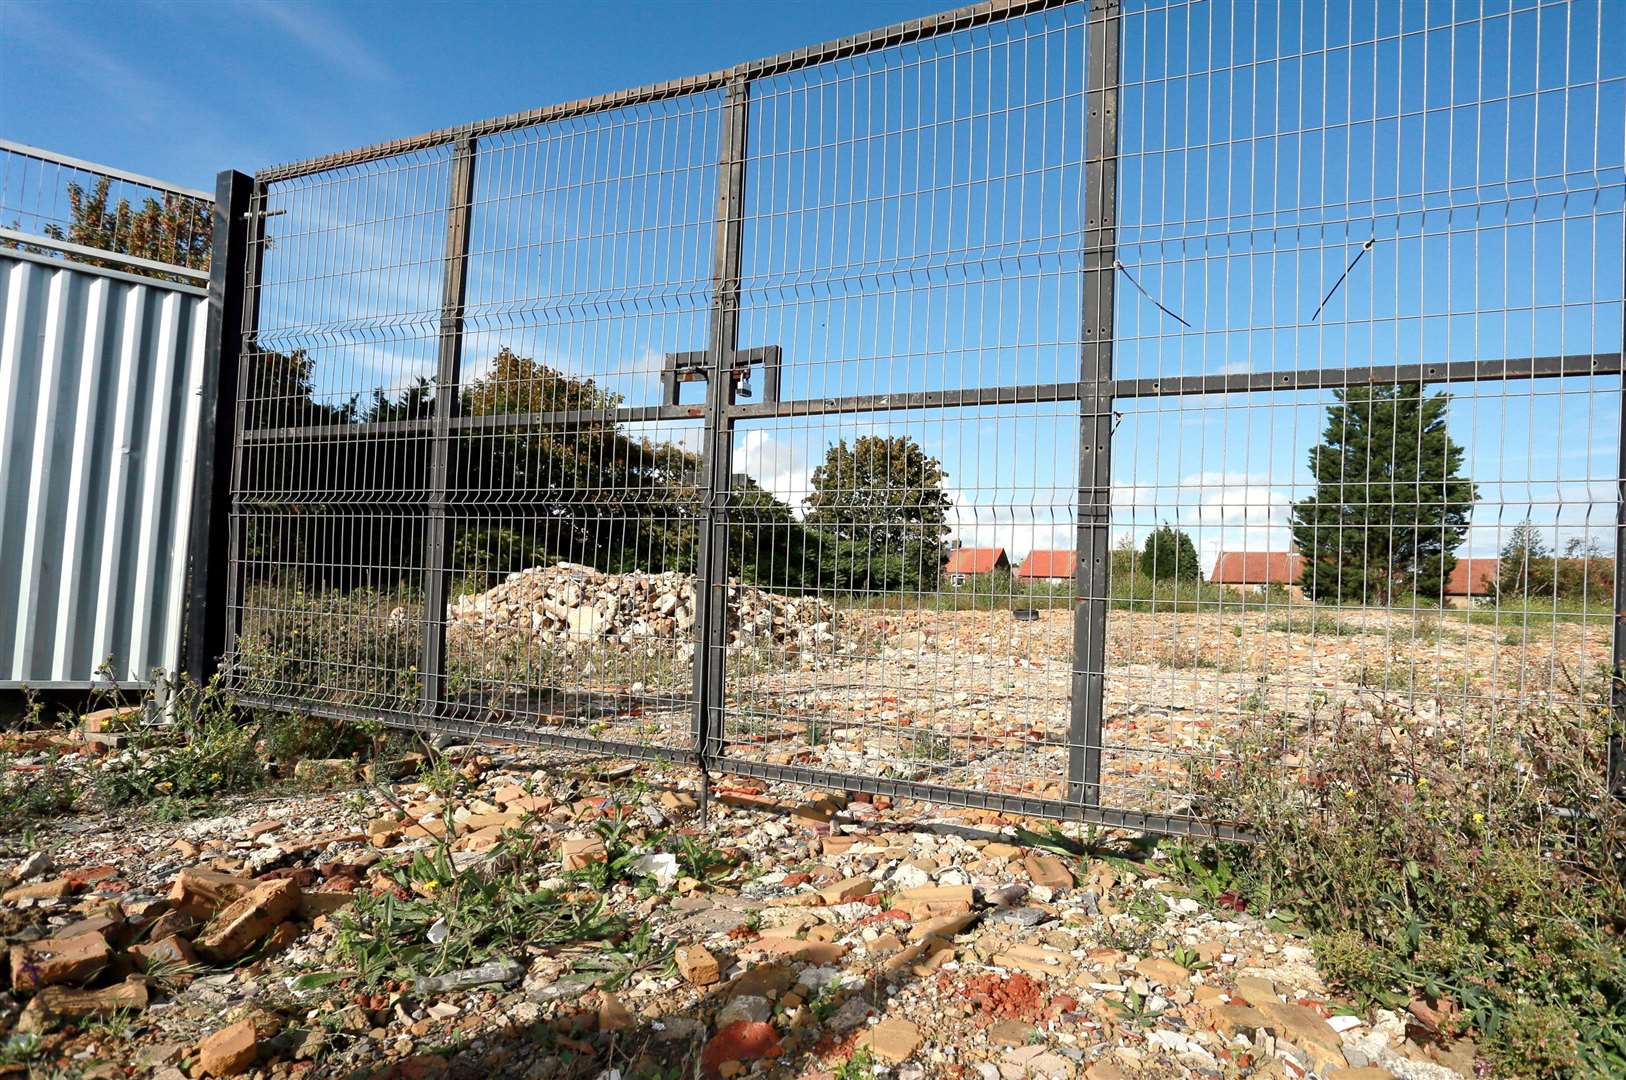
736,430,812,513
248,0,397,85
943,486,1075,562
1111,470,1295,573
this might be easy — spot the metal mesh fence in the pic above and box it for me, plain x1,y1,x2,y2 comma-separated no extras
222,0,1625,837
0,139,213,279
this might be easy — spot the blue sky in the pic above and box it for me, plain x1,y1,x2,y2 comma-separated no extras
0,0,948,188
6,0,1624,579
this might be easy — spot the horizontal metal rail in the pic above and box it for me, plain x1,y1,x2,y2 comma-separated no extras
1114,353,1624,400
234,692,698,766
257,0,1076,182
235,352,1626,445
0,227,211,283
236,688,1245,840
708,756,1251,841
0,139,214,202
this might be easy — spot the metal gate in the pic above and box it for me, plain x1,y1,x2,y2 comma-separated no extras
201,0,1626,838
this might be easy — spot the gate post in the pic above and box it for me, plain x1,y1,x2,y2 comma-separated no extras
693,79,752,815
1068,0,1121,810
185,170,254,686
421,137,478,717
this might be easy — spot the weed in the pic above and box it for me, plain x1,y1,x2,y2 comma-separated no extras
568,921,674,991
1097,918,1153,955
74,1007,138,1040
1151,639,1223,670
0,1033,43,1065
414,756,463,803
148,794,222,822
1110,986,1164,1028
92,676,262,810
0,750,80,819
1013,824,1153,874
670,835,739,885
1124,889,1168,927
1167,945,1210,972
264,712,391,770
1193,670,1626,1078
833,1046,874,1080
907,730,952,762
335,835,623,984
1265,612,1366,637
1162,842,1247,911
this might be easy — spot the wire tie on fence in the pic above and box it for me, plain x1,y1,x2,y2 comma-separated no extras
1114,261,1192,328
1310,238,1377,322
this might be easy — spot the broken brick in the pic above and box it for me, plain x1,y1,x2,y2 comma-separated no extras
194,878,301,963
10,931,112,991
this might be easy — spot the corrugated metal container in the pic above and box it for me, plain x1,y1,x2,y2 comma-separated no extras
0,248,208,687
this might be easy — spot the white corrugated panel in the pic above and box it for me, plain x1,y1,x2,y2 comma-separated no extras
0,249,208,687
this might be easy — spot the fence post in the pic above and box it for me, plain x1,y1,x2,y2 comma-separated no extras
184,170,254,686
420,137,478,717
1068,0,1121,811
693,79,752,815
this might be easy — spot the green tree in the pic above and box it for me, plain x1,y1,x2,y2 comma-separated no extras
804,435,952,591
1290,383,1477,604
1494,521,1555,601
42,178,211,280
1556,536,1613,603
1139,525,1201,582
453,347,697,576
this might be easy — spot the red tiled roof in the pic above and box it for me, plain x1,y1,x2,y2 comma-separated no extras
1016,549,1075,580
1210,551,1305,585
1445,558,1498,596
945,547,1008,575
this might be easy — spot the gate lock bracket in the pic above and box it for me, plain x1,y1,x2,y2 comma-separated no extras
662,346,781,407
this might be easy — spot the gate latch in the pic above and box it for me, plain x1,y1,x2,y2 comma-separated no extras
662,346,781,407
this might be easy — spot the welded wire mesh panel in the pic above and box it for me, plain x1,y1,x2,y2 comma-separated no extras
0,140,212,275
722,405,1079,802
1103,0,1625,825
439,96,720,752
711,2,1096,810
231,146,453,713
231,96,723,753
222,0,1623,835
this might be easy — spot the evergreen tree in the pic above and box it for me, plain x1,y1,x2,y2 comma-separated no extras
1290,383,1476,604
1138,524,1201,582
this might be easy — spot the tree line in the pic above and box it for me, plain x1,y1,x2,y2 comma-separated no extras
246,348,1586,606
241,346,954,594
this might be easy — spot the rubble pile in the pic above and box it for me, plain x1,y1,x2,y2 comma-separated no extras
448,562,840,656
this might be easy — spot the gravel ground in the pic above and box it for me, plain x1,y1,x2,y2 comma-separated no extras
1,725,1494,1080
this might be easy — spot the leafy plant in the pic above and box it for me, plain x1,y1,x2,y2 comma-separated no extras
1194,672,1626,1078
0,750,80,819
567,922,674,991
834,1046,874,1080
335,836,622,984
0,1033,43,1065
1110,986,1164,1028
92,676,262,809
1167,945,1210,972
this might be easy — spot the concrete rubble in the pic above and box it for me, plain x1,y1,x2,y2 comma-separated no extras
447,562,840,658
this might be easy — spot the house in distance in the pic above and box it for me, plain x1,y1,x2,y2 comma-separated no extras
945,546,1008,586
1016,549,1076,582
